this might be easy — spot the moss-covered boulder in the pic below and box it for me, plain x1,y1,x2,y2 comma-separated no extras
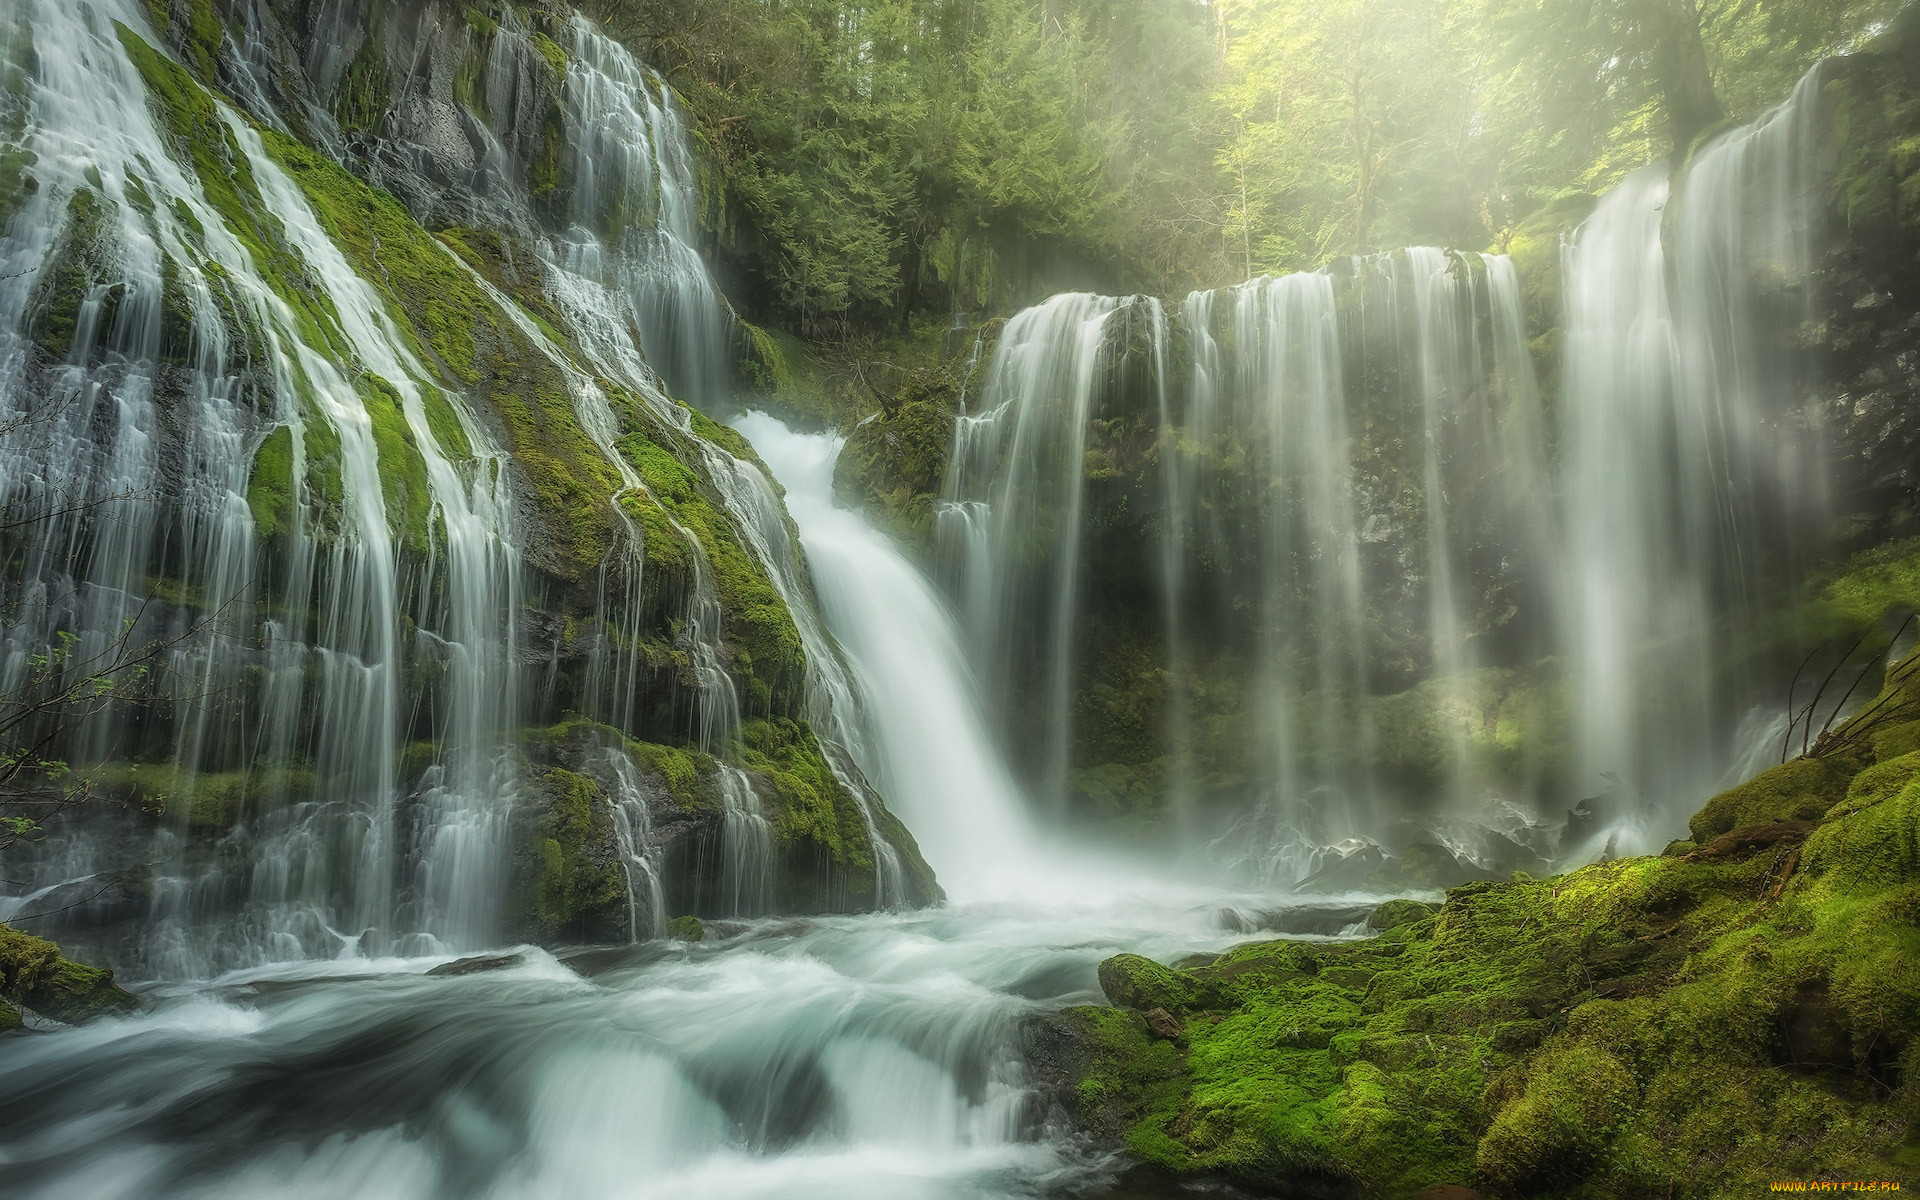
833,367,960,559
1689,757,1855,841
1098,953,1202,1012
515,767,630,944
1473,1044,1638,1193
1366,898,1438,932
0,925,137,1024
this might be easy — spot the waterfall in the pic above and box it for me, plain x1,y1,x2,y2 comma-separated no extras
552,14,734,409
0,0,538,971
1558,66,1830,854
942,292,1139,813
738,413,1034,899
940,61,1834,868
943,251,1559,874
483,16,910,908
0,0,916,960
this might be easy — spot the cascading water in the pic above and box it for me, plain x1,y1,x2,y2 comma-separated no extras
941,292,1136,812
940,61,1834,871
1558,67,1830,854
950,252,1550,879
0,0,531,973
0,0,906,960
736,413,1035,897
551,14,735,410
3,393,1382,1199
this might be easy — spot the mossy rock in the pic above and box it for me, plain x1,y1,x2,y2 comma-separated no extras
520,768,628,942
1366,898,1437,931
1830,748,1920,820
26,186,119,360
0,925,137,1024
1097,953,1199,1012
1689,757,1854,841
666,915,705,942
1805,778,1920,887
1048,729,1920,1198
832,369,958,558
1474,1043,1638,1192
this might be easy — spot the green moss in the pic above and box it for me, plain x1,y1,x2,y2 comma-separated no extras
1475,1043,1637,1192
528,31,567,80
1820,536,1920,627
246,425,296,540
27,187,117,360
0,925,136,1024
634,741,702,808
0,144,38,232
1805,777,1920,887
666,914,705,942
334,36,390,133
358,374,433,553
255,123,626,581
525,768,626,940
86,762,318,830
1098,952,1201,1012
831,368,958,558
1366,899,1437,931
625,432,808,716
1057,655,1920,1196
739,716,867,867
527,106,565,196
184,0,223,79
1690,757,1854,841
117,24,349,359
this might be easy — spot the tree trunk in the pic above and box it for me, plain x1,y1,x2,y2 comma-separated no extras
1643,0,1725,158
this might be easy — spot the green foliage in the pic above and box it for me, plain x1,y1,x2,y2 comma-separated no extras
590,0,1225,332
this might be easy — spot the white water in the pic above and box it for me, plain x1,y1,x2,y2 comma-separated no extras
735,413,1036,899
948,68,1830,864
0,883,1386,1199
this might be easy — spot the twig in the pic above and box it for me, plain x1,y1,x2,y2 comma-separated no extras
1803,630,1870,759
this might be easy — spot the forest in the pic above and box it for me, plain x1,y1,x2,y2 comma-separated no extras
583,0,1900,333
